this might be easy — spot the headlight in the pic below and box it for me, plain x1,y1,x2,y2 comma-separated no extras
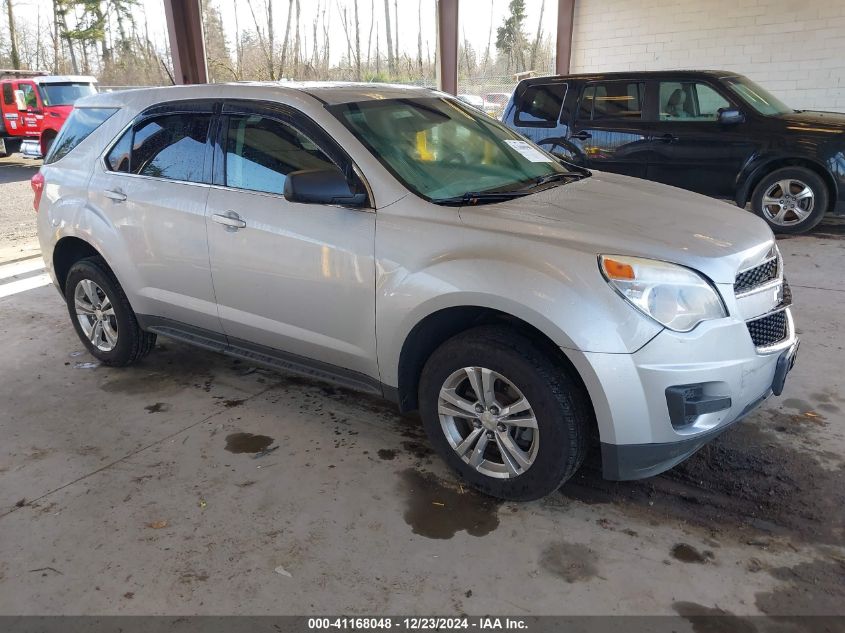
599,255,726,332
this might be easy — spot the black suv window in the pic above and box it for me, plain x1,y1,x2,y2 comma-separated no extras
127,114,211,182
224,114,336,195
515,83,567,126
45,107,118,164
578,82,644,121
658,81,731,121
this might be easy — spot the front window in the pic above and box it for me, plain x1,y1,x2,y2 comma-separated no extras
723,76,792,116
328,97,582,203
40,82,97,106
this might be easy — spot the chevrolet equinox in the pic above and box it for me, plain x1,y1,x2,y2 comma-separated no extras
34,83,798,500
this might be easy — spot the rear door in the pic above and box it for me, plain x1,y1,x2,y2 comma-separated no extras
205,102,377,378
88,101,223,334
646,79,758,197
568,80,652,178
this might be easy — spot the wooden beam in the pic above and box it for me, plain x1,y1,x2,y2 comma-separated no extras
163,0,209,84
437,0,459,94
556,0,576,75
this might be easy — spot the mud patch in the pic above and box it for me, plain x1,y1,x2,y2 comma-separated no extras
399,469,499,539
560,417,845,547
672,602,757,633
224,432,275,454
144,402,170,414
755,557,845,616
401,440,434,460
377,449,397,460
671,543,713,564
222,398,245,408
539,542,598,583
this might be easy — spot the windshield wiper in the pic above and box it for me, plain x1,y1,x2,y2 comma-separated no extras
433,190,531,206
521,171,589,190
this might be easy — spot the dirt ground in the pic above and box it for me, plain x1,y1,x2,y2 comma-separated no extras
0,157,843,620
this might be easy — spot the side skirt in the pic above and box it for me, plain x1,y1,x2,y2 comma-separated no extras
137,315,393,400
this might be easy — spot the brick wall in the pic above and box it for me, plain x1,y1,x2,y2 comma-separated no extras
570,0,845,112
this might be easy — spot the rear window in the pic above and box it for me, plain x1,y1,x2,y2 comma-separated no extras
45,107,118,164
2,83,13,105
515,83,567,127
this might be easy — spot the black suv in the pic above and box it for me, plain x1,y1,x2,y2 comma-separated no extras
502,70,845,234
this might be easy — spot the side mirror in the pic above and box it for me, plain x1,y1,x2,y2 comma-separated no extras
283,167,367,207
14,89,27,111
718,108,744,125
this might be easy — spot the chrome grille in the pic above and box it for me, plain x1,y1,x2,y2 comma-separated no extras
746,310,789,348
734,257,778,294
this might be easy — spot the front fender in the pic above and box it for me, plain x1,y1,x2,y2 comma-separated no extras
376,253,661,387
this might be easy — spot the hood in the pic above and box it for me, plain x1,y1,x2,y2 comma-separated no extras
457,171,775,284
775,110,845,132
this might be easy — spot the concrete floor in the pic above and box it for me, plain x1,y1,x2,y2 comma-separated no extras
0,159,843,617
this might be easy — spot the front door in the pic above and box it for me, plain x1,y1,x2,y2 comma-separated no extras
568,80,652,178
646,80,757,197
205,104,378,379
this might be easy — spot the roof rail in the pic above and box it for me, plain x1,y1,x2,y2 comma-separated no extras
0,69,49,79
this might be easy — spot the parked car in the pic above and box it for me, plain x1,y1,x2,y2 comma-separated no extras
0,71,97,158
457,93,498,118
35,83,797,500
502,70,845,234
484,92,511,118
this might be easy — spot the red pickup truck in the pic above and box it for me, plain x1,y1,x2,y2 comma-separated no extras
0,71,97,158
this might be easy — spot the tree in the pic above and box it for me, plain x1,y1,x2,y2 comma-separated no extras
6,0,21,69
495,0,528,72
383,0,393,75
203,1,234,81
529,0,545,72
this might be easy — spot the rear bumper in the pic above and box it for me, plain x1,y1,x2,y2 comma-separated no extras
566,308,798,480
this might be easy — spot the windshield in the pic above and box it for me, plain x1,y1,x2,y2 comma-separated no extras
328,97,577,202
40,83,97,106
723,76,792,116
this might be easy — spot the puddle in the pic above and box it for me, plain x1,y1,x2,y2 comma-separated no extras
672,602,757,633
224,432,275,454
539,542,598,583
755,558,845,617
144,402,170,414
560,415,845,547
671,543,713,564
399,469,499,539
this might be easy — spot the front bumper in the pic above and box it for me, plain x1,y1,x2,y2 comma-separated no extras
566,308,798,480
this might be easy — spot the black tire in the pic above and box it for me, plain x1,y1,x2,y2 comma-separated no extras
418,325,592,501
64,256,156,366
42,134,55,158
751,166,828,234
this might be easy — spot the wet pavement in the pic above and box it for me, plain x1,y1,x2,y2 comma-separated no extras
0,197,843,615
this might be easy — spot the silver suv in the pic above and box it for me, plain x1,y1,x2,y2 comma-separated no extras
34,83,798,500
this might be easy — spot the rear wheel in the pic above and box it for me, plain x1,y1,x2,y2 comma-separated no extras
64,257,156,366
418,326,591,501
751,166,828,234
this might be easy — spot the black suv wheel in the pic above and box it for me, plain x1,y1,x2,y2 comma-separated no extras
751,166,828,234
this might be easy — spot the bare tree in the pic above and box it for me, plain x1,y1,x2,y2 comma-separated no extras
529,0,545,72
354,0,361,80
366,0,374,68
417,0,422,73
383,0,394,75
393,0,398,62
245,0,276,79
6,0,21,69
279,0,293,78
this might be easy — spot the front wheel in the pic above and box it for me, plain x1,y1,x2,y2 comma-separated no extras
751,166,828,234
418,326,592,501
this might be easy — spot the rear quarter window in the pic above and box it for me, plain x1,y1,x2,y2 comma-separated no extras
514,83,567,127
45,107,118,164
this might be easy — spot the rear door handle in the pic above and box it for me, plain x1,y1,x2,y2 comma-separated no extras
212,211,247,230
570,131,592,140
659,133,678,143
103,189,126,202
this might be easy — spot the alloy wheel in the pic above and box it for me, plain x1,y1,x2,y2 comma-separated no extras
761,178,815,226
437,366,540,479
74,279,118,352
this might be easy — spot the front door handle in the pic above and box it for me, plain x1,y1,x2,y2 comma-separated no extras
659,133,678,143
212,210,247,230
103,189,126,202
570,131,592,140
